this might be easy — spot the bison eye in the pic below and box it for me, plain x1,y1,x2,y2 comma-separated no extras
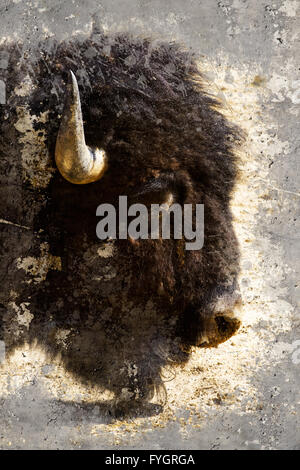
131,188,174,207
129,175,183,207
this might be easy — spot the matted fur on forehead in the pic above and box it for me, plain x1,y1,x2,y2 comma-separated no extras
1,33,240,186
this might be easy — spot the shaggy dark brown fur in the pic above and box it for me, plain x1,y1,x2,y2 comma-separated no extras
0,32,242,416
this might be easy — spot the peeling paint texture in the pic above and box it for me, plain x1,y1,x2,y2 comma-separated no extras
0,0,299,450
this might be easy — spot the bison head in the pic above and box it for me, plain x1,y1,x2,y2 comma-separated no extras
0,33,242,415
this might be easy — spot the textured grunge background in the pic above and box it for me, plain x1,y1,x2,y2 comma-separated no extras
0,0,299,450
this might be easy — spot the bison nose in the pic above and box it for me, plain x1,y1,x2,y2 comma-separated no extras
180,293,242,348
199,303,242,348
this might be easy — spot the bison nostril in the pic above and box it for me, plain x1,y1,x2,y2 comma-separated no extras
197,312,241,348
215,314,241,338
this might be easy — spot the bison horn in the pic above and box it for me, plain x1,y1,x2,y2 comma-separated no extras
55,71,107,184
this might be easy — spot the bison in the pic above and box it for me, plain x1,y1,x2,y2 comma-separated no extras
0,31,242,415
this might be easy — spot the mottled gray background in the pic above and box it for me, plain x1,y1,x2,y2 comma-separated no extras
0,0,299,450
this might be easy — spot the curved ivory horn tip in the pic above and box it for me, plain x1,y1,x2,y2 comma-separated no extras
69,70,77,84
68,70,79,96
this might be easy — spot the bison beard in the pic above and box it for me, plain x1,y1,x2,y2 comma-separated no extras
0,32,242,416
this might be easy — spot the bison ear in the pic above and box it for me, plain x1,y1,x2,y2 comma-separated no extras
55,71,107,184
